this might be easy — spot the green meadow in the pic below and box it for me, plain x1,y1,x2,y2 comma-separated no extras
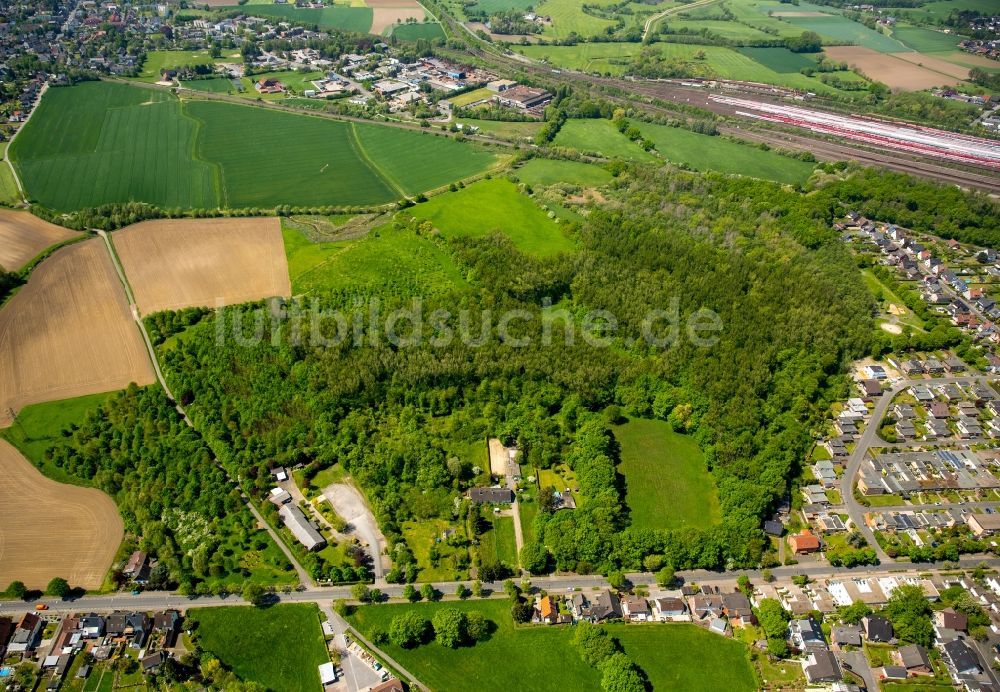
553,119,658,162
515,158,614,187
613,418,721,530
219,4,374,33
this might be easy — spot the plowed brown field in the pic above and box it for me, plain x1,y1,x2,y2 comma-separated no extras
0,209,79,271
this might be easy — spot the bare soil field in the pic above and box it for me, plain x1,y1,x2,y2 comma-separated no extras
824,46,964,90
112,217,291,314
368,0,426,33
0,439,123,590
892,50,971,80
0,239,154,426
0,209,80,271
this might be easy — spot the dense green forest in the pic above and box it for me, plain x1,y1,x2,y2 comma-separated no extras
147,167,883,573
41,386,295,590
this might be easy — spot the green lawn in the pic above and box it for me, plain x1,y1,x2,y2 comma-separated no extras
1,391,117,484
637,123,816,185
219,4,374,32
12,81,499,211
554,119,658,162
282,220,468,296
406,178,576,256
613,418,721,530
347,600,755,691
450,87,495,107
0,158,19,205
401,519,469,582
480,515,518,568
861,269,925,330
190,604,328,692
518,498,539,544
515,158,613,187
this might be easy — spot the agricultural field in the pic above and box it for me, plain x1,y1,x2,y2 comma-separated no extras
735,46,816,72
780,14,908,52
221,4,374,33
12,81,500,211
0,439,123,590
282,217,468,296
368,0,427,34
112,218,291,314
637,123,816,185
404,178,576,256
535,0,618,38
11,81,217,211
0,239,155,426
891,0,999,25
824,46,965,90
891,25,960,53
347,599,756,692
515,158,613,187
0,209,79,271
181,77,239,93
138,49,242,82
467,0,535,12
612,418,721,530
189,604,329,692
388,21,447,39
553,118,657,162
663,18,775,40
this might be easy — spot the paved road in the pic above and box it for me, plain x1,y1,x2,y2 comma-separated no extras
96,230,314,588
839,374,993,563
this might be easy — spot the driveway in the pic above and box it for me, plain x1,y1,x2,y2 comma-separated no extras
838,650,877,691
323,483,389,580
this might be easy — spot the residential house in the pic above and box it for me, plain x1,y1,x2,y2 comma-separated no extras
722,592,756,627
966,512,1000,537
140,651,168,673
79,614,104,639
864,364,888,380
651,597,686,621
468,487,514,504
152,610,180,647
860,379,882,397
0,617,14,658
122,550,148,583
572,590,622,622
831,624,862,647
874,666,908,681
863,615,894,643
790,617,825,650
803,649,841,683
7,613,43,653
621,595,651,622
789,530,821,554
943,638,982,675
535,595,559,624
895,644,932,675
687,594,724,621
268,487,292,505
935,608,969,632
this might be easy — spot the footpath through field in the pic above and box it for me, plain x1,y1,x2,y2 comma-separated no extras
642,0,725,41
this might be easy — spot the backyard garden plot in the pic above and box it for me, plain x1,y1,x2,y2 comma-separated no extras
0,209,79,271
112,218,291,314
613,418,721,530
637,123,816,185
0,239,155,426
10,81,217,211
0,440,123,590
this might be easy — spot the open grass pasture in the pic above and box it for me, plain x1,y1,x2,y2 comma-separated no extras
11,81,217,211
455,118,543,140
190,604,328,692
404,178,576,256
347,599,755,692
282,220,468,296
536,0,618,38
665,18,775,40
515,158,613,187
388,21,446,39
613,418,721,530
736,46,817,72
554,118,658,162
468,0,535,12
182,77,239,93
891,25,960,53
781,14,908,52
138,49,242,81
638,123,816,184
12,81,499,211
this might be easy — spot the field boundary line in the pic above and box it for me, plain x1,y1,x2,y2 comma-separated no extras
181,99,228,208
346,122,409,200
642,0,724,41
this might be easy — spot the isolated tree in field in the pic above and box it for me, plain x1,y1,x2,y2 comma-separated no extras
599,652,645,692
242,582,266,606
432,608,467,648
388,612,429,648
520,542,549,575
6,581,27,600
45,577,70,598
465,611,490,642
572,622,619,666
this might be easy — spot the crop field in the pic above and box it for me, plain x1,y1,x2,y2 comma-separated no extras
0,439,123,590
0,209,79,271
736,46,816,72
190,605,328,692
138,50,241,82
282,220,468,296
554,118,657,162
368,0,426,33
515,158,613,187
637,123,816,185
468,0,535,12
12,81,500,211
348,600,755,692
781,14,908,52
725,0,824,39
113,218,291,314
824,46,964,90
182,77,238,93
892,50,971,80
10,81,217,211
0,239,155,426
222,4,374,33
613,418,721,530
891,25,960,53
405,178,576,256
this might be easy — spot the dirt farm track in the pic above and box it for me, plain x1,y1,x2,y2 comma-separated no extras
0,209,79,271
0,440,123,590
0,238,155,425
112,217,291,315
